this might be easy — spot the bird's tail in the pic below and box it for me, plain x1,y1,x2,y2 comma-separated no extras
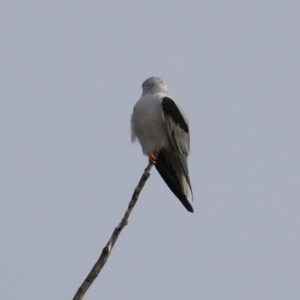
155,152,194,213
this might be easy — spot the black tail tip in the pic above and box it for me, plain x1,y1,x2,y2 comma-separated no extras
183,202,194,213
187,206,194,213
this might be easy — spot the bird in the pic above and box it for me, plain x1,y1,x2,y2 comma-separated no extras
131,77,193,213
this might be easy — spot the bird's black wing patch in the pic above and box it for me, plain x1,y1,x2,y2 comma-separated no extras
162,97,189,134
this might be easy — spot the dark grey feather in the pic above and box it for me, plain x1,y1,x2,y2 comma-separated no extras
155,152,194,213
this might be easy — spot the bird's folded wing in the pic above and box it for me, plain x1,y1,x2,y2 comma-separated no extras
161,97,193,197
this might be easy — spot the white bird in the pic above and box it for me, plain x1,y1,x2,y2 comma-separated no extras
131,77,193,213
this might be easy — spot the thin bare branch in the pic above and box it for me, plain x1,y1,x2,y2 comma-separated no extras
73,162,153,300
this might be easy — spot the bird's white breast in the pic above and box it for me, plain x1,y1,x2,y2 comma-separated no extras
131,93,170,155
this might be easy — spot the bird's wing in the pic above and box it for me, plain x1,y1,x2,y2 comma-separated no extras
160,97,193,197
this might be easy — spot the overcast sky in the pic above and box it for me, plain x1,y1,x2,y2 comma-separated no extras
1,2,299,299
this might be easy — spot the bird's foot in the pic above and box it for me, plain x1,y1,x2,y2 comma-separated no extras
148,154,157,164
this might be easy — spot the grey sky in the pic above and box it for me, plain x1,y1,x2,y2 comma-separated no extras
1,2,299,299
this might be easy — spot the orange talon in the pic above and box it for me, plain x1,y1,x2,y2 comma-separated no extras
148,154,157,164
